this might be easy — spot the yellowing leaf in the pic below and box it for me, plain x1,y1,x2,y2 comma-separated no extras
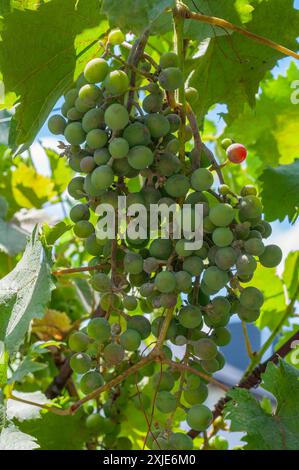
32,309,72,340
12,163,56,209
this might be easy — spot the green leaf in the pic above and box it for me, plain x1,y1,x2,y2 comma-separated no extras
0,0,107,148
259,159,299,223
0,424,40,450
282,251,299,301
0,219,27,256
43,221,72,246
101,0,174,35
224,360,299,450
0,227,55,354
0,341,8,388
43,147,73,194
17,410,91,450
9,356,47,383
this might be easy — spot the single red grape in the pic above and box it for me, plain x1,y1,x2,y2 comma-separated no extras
226,143,247,164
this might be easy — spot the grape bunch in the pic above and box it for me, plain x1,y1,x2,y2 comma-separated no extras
48,33,282,450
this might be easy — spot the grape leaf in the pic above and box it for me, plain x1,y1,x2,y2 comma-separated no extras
12,163,56,209
224,360,299,450
44,147,73,194
9,357,47,383
259,159,299,223
43,221,72,246
0,341,8,387
6,391,49,421
283,251,299,301
0,424,40,450
0,0,107,148
0,219,27,256
0,227,55,354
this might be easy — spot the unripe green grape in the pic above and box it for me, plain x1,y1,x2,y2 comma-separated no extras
83,173,105,197
91,165,114,190
236,253,257,276
94,148,111,165
145,113,170,139
185,87,199,106
64,88,78,106
127,315,151,339
175,239,193,257
211,326,231,346
140,61,151,72
82,108,105,133
109,137,129,159
85,233,103,256
104,70,129,95
91,273,111,293
240,286,264,310
149,238,173,260
240,185,257,197
86,129,108,149
186,404,212,431
104,103,129,130
156,152,181,177
85,413,106,432
140,282,154,297
260,220,272,239
120,329,141,351
129,271,149,287
76,73,88,89
237,303,260,322
127,145,154,170
203,216,216,233
210,435,229,450
142,93,163,113
201,358,220,373
48,114,66,135
100,190,119,209
69,204,90,222
221,138,233,150
154,271,177,293
189,147,211,168
184,125,193,142
194,242,209,259
73,220,94,238
235,222,251,240
87,317,111,343
219,184,230,195
79,84,101,105
64,122,86,145
80,156,96,173
75,97,92,113
166,113,181,132
215,247,237,270
67,107,84,121
212,227,234,247
124,251,143,274
193,338,217,360
158,67,184,91
207,246,218,264
84,58,109,83
160,51,179,69
61,101,71,117
183,383,208,406
209,203,234,227
68,331,90,352
244,238,265,256
183,256,204,276
70,352,92,374
115,436,132,451
169,433,193,451
238,272,254,283
80,370,104,394
69,154,83,172
100,292,121,311
108,28,125,45
123,295,138,311
156,391,176,413
165,174,190,198
239,195,263,220
143,257,160,273
141,186,162,208
127,191,145,206
202,266,228,292
103,343,124,365
178,305,202,329
175,271,193,293
152,371,175,391
123,122,151,147
259,245,282,268
248,229,263,240
151,316,177,340
165,136,180,154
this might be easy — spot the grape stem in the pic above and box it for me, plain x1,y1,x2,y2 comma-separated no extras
52,263,109,276
127,30,150,112
241,321,254,359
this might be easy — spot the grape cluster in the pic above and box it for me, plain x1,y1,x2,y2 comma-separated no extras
49,35,282,450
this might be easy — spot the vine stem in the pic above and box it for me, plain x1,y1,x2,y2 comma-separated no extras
241,321,254,359
9,394,67,416
52,263,109,276
174,3,299,60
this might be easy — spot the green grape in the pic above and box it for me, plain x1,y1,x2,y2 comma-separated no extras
209,203,234,227
115,436,132,450
109,137,129,159
104,70,129,95
103,343,124,365
79,84,101,105
80,156,96,173
142,93,163,113
73,220,94,238
112,157,139,178
151,316,177,340
183,256,204,276
210,435,229,450
159,52,179,68
129,271,149,287
189,147,211,168
169,433,193,451
86,129,108,149
236,253,257,276
235,222,251,240
202,266,229,292
127,191,145,206
149,238,173,260
124,251,143,274
156,391,176,413
159,293,178,308
175,271,193,293
100,292,121,311
141,186,162,208
193,338,217,360
212,227,234,247
123,295,138,311
186,404,212,431
183,382,208,406
244,238,265,256
120,329,141,351
206,297,230,328
166,113,181,132
87,317,111,342
156,152,181,177
127,145,154,170
69,204,90,222
48,114,66,135
91,165,114,190
85,414,106,433
191,168,214,191
158,67,184,91
154,271,177,293
239,286,264,310
178,305,202,329
140,282,154,297
123,122,151,147
201,358,220,373
185,87,199,106
152,371,175,391
70,352,92,374
165,136,180,154
165,174,190,198
94,148,111,165
75,96,92,113
85,233,103,256
69,154,83,172
84,173,105,197
108,29,125,45
82,108,105,133
84,58,109,83
80,370,104,394
127,315,151,339
64,88,78,106
100,190,119,208
248,229,263,240
91,273,111,293
145,113,170,138
68,331,90,352
239,195,263,220
237,303,260,323
68,176,85,199
203,216,216,233
259,245,282,268
104,103,129,130
215,247,237,271
259,220,272,239
143,257,160,273
211,327,231,346
64,122,86,145
240,185,257,197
